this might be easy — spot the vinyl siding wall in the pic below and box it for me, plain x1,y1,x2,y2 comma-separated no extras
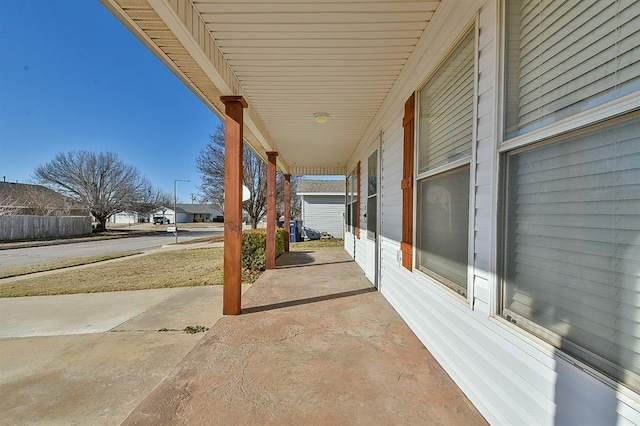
301,195,345,239
348,1,640,424
110,212,139,224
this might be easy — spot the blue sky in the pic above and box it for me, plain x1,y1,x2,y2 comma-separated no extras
0,1,221,202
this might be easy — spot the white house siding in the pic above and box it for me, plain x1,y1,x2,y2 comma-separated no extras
176,212,189,223
301,195,344,239
350,1,640,425
110,212,138,224
344,230,355,260
343,223,365,267
354,171,367,271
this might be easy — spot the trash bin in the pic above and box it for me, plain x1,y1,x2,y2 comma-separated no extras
289,220,302,242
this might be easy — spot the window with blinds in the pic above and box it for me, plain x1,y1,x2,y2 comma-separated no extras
367,151,378,241
416,27,475,297
502,112,640,391
418,29,475,173
417,166,470,295
505,0,640,139
346,171,358,234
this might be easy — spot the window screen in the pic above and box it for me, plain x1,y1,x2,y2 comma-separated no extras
502,113,640,391
417,166,470,295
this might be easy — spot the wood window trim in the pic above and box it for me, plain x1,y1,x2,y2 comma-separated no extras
402,93,415,270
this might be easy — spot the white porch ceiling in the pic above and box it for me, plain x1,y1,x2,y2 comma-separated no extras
102,0,441,175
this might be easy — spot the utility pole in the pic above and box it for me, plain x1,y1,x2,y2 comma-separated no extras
174,179,189,244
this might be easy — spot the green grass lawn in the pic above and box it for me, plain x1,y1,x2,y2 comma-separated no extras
0,248,230,298
0,238,344,298
0,252,141,279
290,239,344,250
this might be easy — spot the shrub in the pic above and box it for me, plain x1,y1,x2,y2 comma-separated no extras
242,228,287,271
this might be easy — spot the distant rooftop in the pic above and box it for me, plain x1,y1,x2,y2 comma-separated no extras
0,181,89,215
175,203,222,215
297,180,345,195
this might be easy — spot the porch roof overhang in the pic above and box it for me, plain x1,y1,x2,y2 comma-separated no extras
101,0,442,175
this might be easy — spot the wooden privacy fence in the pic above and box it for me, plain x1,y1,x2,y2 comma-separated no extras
0,215,92,241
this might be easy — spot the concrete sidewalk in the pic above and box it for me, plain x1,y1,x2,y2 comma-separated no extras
0,285,249,425
124,250,487,425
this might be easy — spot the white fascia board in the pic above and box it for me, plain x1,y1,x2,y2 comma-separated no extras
147,0,288,173
149,0,232,95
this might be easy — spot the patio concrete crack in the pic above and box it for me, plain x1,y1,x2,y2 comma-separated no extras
239,350,256,397
273,331,301,343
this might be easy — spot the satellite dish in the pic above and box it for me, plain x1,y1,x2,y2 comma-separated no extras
242,185,251,202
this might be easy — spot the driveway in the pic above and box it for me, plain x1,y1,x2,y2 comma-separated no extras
0,285,250,425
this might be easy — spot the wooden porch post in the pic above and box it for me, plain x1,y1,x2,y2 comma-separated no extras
221,95,247,315
266,151,278,269
284,174,291,252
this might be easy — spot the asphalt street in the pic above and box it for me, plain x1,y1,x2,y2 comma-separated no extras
0,226,223,269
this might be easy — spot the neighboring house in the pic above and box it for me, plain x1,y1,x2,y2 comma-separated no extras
175,203,223,223
109,212,146,224
0,181,92,241
150,206,174,224
297,180,345,239
150,204,222,224
105,2,640,424
0,182,88,216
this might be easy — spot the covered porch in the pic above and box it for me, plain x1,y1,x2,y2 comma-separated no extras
99,0,438,316
122,248,485,424
100,0,640,424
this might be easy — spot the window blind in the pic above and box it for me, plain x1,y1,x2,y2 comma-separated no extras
503,113,640,391
417,166,470,294
418,29,475,173
505,0,640,138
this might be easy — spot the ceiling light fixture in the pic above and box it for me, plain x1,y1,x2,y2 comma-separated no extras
313,112,330,124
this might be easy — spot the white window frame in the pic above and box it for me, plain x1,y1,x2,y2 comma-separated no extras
496,0,640,393
345,169,358,235
413,19,479,307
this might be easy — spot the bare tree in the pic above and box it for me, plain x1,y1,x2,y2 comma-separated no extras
0,193,19,216
21,184,74,216
33,151,151,231
196,124,268,229
276,173,301,221
133,185,173,221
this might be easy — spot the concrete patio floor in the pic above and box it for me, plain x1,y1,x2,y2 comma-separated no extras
124,249,487,425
